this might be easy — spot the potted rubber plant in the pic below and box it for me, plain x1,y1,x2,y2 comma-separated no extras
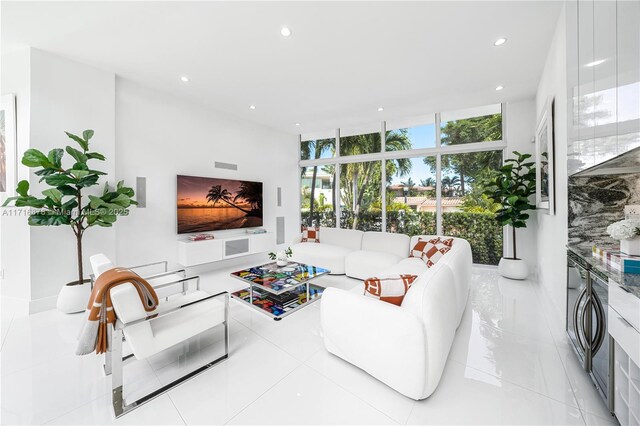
2,130,137,313
484,151,536,280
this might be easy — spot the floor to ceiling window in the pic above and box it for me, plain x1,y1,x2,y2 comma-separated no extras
439,151,503,265
339,160,382,231
299,104,506,265
385,156,437,236
300,163,336,227
300,133,336,227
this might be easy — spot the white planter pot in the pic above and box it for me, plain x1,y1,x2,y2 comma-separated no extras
498,258,529,280
276,259,288,267
56,280,91,314
621,238,640,256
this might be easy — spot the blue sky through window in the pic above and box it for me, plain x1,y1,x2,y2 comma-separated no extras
387,157,436,186
388,123,436,152
387,123,437,185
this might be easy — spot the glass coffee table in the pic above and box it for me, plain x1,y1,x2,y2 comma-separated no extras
230,262,330,320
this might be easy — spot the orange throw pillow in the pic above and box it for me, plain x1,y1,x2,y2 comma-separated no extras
301,226,320,243
363,274,418,306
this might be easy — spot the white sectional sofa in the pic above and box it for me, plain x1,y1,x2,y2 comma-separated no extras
344,232,411,280
290,226,364,275
291,227,412,279
292,227,472,400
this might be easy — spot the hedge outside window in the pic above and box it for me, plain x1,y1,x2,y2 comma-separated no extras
438,150,503,265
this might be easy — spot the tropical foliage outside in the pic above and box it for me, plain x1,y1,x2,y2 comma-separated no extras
300,112,505,265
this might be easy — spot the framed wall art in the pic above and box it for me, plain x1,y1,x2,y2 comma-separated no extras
1,94,17,195
535,97,555,214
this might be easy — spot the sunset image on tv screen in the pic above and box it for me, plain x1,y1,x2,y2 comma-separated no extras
177,175,263,234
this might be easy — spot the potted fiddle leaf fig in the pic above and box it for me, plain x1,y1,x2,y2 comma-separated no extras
2,130,137,313
483,151,536,280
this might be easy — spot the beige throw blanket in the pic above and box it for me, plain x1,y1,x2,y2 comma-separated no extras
76,268,158,355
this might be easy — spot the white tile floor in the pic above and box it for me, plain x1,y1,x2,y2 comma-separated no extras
0,266,619,425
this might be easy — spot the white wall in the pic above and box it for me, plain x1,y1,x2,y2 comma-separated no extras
504,99,538,272
2,49,298,313
114,78,298,271
1,48,32,306
28,49,117,306
534,6,568,321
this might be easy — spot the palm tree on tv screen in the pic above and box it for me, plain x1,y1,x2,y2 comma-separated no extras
234,181,263,214
206,185,251,214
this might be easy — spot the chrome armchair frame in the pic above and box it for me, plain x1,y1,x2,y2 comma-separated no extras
90,260,187,290
105,287,229,418
103,275,201,376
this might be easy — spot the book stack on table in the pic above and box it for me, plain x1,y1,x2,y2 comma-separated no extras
266,291,300,309
592,246,640,274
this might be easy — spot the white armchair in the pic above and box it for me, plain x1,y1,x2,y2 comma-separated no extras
106,282,229,417
90,253,192,299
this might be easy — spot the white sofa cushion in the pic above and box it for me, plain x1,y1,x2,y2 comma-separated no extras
381,257,429,276
319,226,363,250
290,242,354,275
344,250,404,280
361,232,410,258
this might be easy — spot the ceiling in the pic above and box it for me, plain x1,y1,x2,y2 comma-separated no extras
2,1,562,135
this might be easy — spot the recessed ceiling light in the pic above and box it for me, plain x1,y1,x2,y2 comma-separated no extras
378,107,384,112
280,27,292,37
295,123,301,126
495,85,504,91
249,105,256,110
180,76,190,82
586,59,606,67
494,38,507,46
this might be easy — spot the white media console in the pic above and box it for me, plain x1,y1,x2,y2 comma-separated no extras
177,232,275,267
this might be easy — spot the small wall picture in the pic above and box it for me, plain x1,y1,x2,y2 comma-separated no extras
0,94,17,195
535,97,555,214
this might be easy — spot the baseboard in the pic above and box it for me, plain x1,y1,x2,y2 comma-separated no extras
29,295,58,314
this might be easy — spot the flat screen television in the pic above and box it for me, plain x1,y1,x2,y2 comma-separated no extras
177,175,263,234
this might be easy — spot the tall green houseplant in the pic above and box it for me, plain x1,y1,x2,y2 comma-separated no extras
2,130,137,285
484,151,536,260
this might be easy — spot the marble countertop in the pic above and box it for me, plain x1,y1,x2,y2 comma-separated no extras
567,245,640,299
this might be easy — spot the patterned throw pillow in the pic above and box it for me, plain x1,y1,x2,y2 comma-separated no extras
363,274,418,306
421,238,454,267
301,226,320,243
410,238,429,258
410,237,454,258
